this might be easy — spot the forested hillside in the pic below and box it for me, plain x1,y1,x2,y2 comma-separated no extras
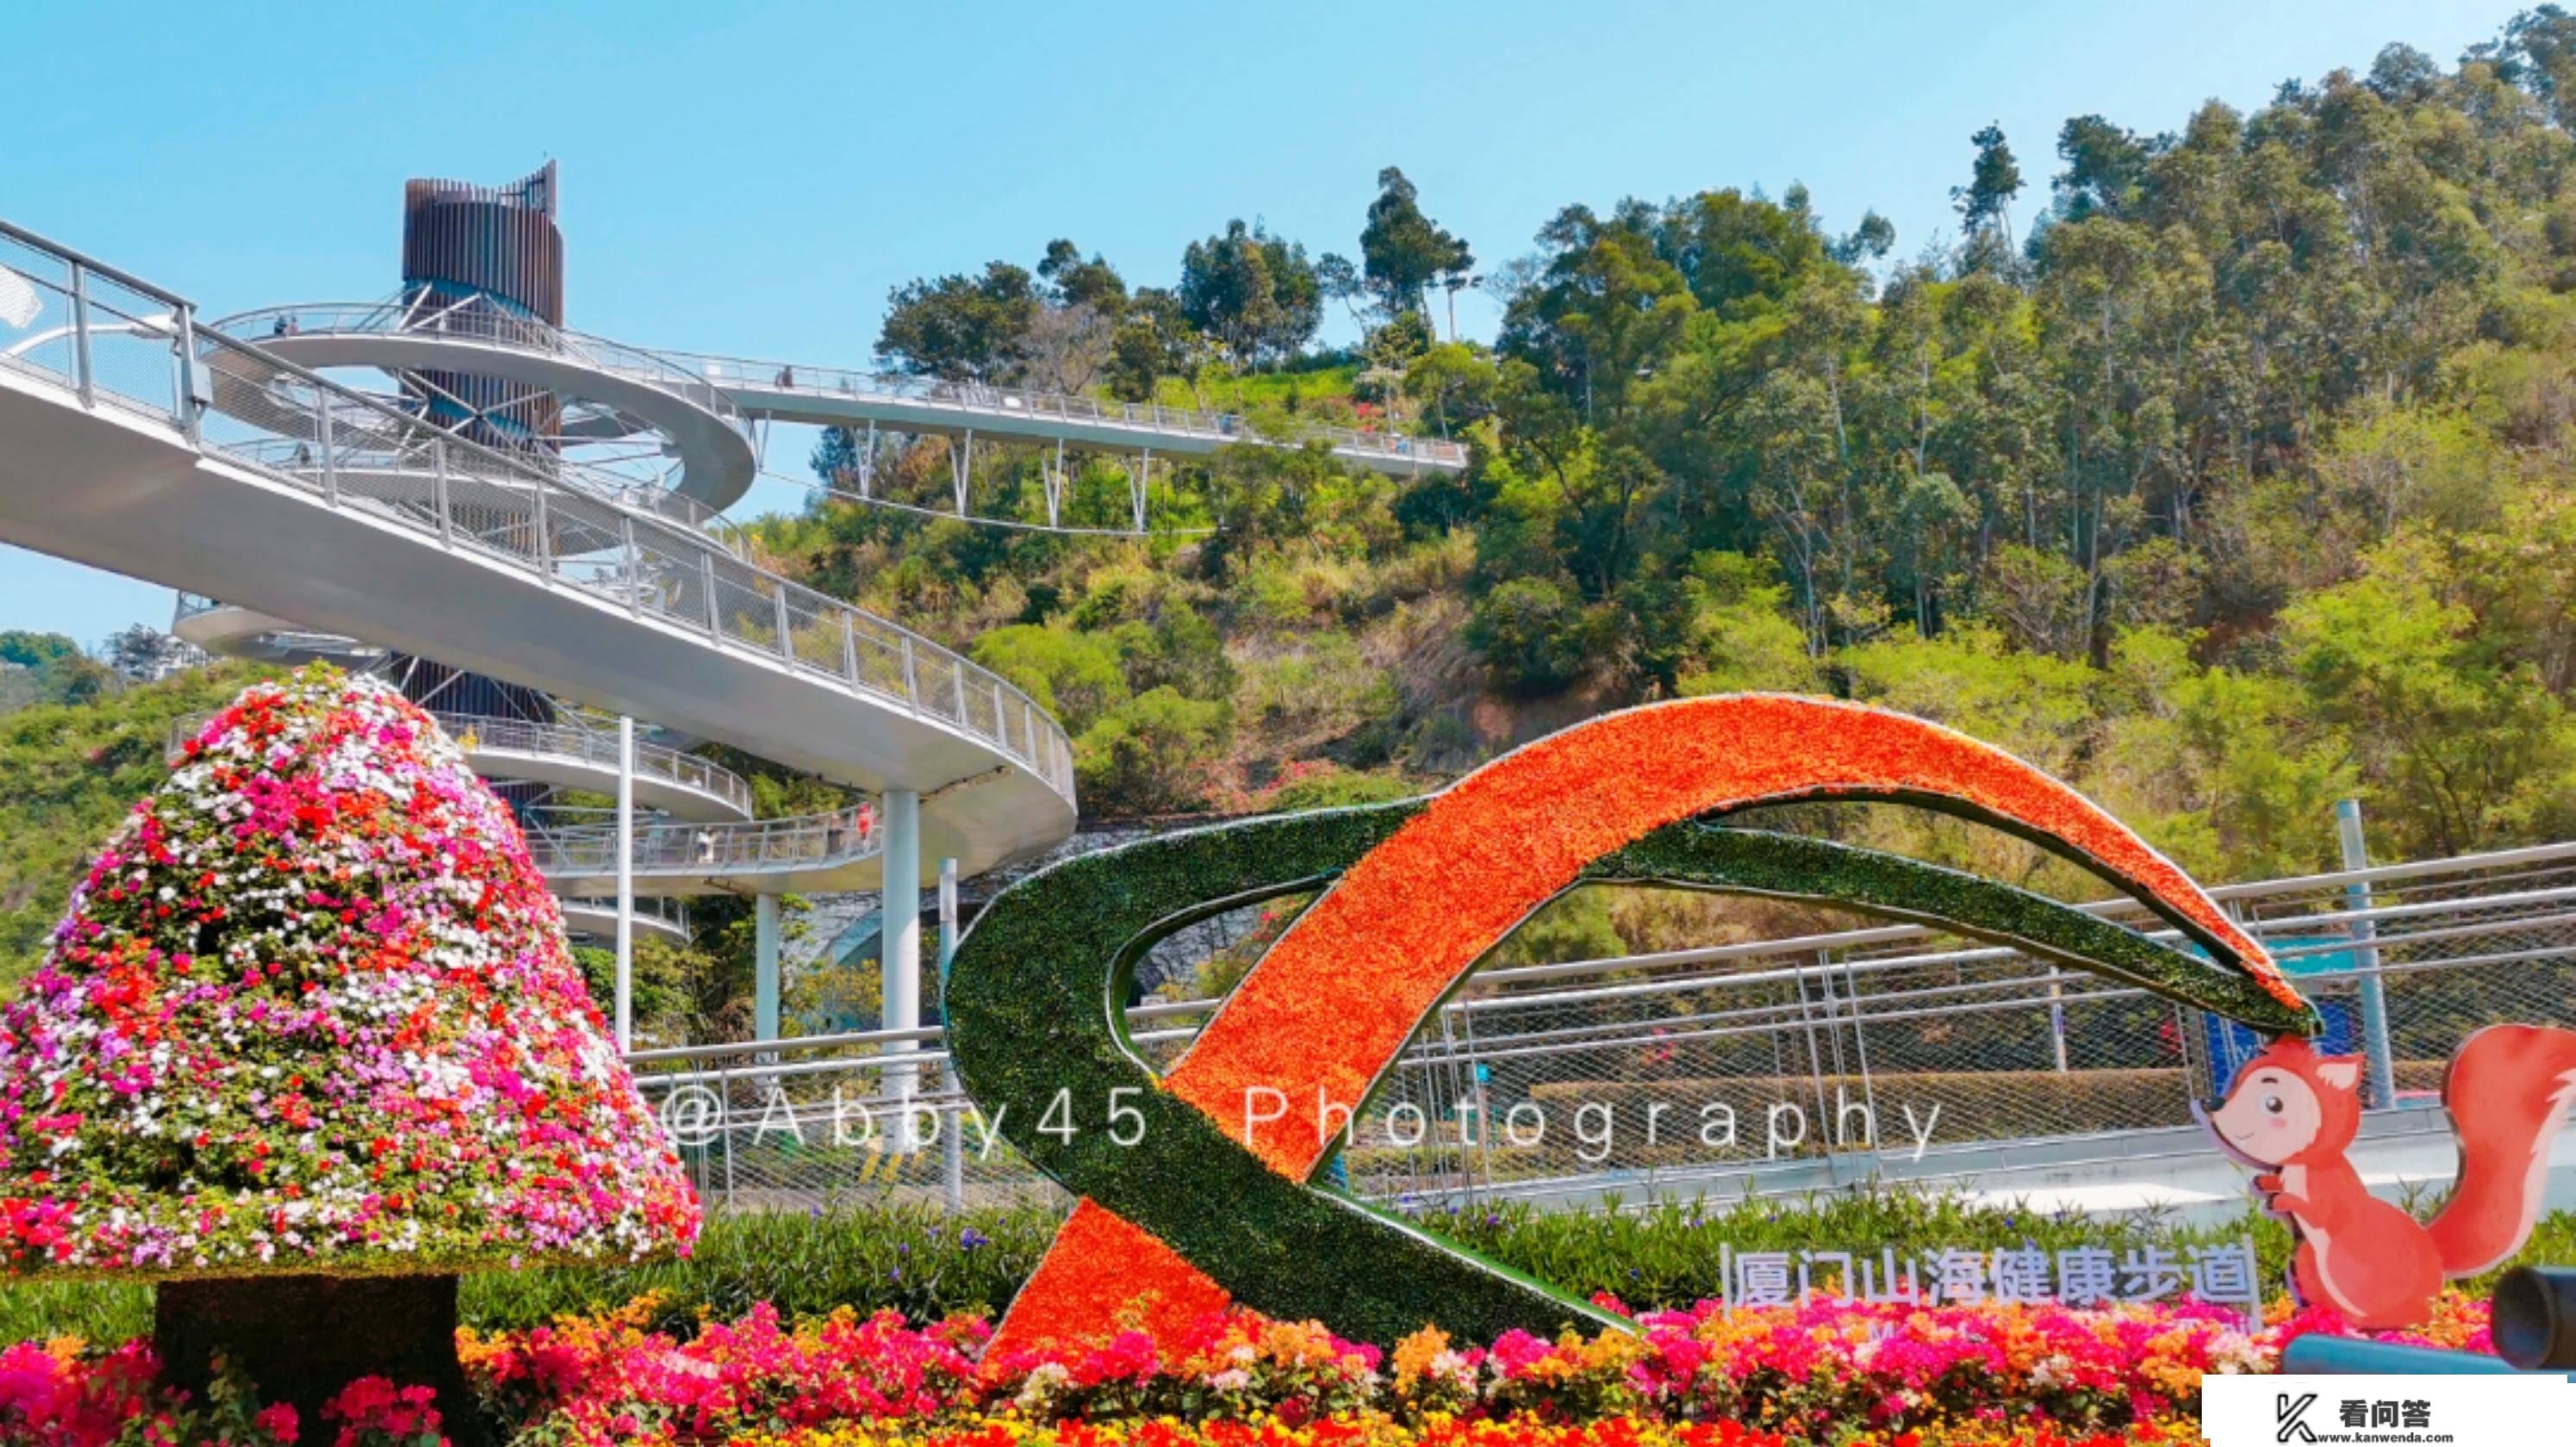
743,13,2576,907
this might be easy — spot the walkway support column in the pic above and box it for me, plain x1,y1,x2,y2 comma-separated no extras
2337,799,2398,1111
614,716,635,1051
938,856,962,1210
882,789,923,1146
755,893,781,1044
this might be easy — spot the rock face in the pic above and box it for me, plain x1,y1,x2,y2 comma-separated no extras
0,666,699,1275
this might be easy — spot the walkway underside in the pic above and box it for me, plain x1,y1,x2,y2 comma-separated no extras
558,898,690,945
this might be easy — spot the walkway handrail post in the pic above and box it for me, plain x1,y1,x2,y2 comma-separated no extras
317,391,337,505
173,304,202,445
840,612,858,684
700,552,722,636
773,584,793,659
67,261,93,406
531,466,551,572
621,515,642,617
901,636,918,714
432,440,454,544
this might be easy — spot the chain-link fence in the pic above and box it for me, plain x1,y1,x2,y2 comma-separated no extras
623,839,2576,1217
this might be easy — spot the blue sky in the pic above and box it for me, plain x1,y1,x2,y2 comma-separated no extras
0,0,2531,648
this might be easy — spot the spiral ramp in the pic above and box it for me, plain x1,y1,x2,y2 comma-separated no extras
0,220,1075,902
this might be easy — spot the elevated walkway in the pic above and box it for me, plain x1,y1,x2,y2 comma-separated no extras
216,300,759,510
0,219,1075,882
194,332,751,540
526,809,886,895
168,598,393,670
560,895,691,947
210,298,1467,485
686,353,1463,477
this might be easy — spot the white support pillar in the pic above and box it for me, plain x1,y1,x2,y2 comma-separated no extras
755,893,781,1044
937,856,962,1210
614,716,635,1051
881,789,923,1144
1044,438,1067,529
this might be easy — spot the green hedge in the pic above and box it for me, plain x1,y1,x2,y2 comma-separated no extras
15,1192,2573,1346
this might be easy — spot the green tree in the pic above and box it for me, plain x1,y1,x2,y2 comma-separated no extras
1355,166,1475,323
1953,122,2026,272
1670,552,1822,697
875,262,1040,381
1177,220,1323,370
1105,287,1198,402
2050,116,2157,223
1036,239,1127,311
2283,539,2576,858
0,631,80,672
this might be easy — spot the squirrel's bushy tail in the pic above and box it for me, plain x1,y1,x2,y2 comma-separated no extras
2429,1023,2576,1276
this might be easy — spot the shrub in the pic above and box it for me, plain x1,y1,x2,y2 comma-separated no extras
1467,579,1613,694
1075,687,1232,813
970,625,1129,730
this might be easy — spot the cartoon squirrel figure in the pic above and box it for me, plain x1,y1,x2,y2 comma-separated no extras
2201,1024,2576,1329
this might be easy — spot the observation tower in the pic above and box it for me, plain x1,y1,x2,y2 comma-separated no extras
389,166,566,729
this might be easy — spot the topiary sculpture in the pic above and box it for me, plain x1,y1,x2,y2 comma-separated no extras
0,666,699,1440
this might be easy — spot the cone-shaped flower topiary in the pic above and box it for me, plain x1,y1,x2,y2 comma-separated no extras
0,665,698,1438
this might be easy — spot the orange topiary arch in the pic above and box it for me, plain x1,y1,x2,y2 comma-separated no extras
975,696,2294,1355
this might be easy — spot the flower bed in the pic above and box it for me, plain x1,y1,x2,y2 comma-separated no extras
724,1419,2209,1447
0,1290,2498,1446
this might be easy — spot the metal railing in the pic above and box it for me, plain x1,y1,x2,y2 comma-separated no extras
525,805,883,881
617,837,2576,1216
165,705,756,820
0,216,1075,807
206,291,1466,471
